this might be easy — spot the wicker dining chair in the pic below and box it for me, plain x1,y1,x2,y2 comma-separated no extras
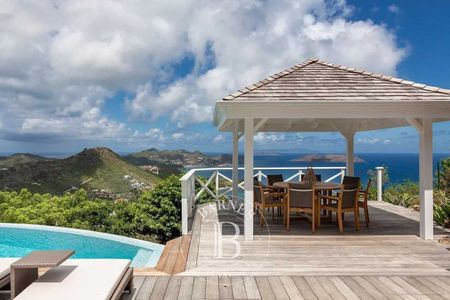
253,184,284,226
301,174,322,182
267,174,284,186
286,183,316,232
358,179,372,227
342,175,360,185
320,179,361,233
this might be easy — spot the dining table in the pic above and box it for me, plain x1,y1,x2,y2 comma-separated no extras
273,181,342,226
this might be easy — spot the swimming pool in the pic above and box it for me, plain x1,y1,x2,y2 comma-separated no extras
0,223,164,267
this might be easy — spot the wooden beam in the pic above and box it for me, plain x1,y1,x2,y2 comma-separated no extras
254,118,268,132
407,118,423,133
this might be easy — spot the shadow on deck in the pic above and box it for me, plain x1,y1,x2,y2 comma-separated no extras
217,201,449,237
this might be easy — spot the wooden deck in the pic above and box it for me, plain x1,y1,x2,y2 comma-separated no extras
183,201,450,276
122,201,450,299
155,234,191,275
124,275,450,299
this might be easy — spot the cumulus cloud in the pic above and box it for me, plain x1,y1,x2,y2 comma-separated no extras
0,0,407,145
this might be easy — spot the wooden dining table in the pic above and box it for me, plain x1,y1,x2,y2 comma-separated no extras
273,181,342,226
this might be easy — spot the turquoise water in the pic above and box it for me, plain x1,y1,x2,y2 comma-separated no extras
0,225,163,267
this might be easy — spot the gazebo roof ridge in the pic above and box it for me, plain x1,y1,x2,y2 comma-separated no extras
221,58,450,102
314,59,450,95
222,58,319,101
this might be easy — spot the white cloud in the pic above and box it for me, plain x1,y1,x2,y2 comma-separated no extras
126,0,406,125
388,4,400,15
0,0,407,145
172,132,185,140
254,133,286,144
213,134,225,142
358,138,381,145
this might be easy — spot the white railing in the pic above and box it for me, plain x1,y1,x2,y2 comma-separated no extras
180,166,350,235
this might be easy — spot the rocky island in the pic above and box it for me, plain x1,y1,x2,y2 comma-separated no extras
291,154,365,163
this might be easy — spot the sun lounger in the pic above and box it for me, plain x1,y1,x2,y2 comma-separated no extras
15,259,133,300
0,258,18,289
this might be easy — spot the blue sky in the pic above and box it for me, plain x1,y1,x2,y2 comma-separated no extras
0,0,449,155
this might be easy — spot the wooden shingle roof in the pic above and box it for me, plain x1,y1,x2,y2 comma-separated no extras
222,59,450,102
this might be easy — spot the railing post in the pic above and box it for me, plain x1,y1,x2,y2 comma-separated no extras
215,170,219,198
376,167,384,202
189,174,195,217
258,170,263,182
298,170,302,181
181,178,189,235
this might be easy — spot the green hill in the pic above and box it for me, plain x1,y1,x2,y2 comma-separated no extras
0,153,52,168
0,147,160,196
124,148,231,176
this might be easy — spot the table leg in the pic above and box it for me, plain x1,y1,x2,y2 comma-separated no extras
11,267,38,298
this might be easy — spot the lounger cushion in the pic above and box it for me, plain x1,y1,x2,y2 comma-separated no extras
0,258,18,279
15,259,130,300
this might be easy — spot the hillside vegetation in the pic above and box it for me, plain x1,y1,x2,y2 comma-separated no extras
0,153,52,168
0,148,160,196
124,148,231,176
0,176,182,243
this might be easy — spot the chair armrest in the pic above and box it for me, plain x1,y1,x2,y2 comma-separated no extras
320,194,339,201
264,185,284,192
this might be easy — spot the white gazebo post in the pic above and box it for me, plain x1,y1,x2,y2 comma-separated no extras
345,133,355,176
419,118,434,240
244,117,254,240
232,121,239,201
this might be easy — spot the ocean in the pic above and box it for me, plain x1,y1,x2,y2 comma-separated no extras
248,153,449,185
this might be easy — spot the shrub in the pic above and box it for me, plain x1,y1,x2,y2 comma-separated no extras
434,190,450,228
382,181,419,208
438,157,450,194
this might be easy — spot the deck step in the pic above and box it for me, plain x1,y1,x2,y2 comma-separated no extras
155,234,191,275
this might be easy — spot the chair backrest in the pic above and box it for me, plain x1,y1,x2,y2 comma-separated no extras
267,174,283,186
364,179,372,193
343,176,360,185
300,174,321,182
253,184,263,204
287,183,314,208
341,179,361,208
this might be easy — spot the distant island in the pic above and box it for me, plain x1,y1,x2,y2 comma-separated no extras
291,154,365,163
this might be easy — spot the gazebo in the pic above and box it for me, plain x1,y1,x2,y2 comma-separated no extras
213,59,450,241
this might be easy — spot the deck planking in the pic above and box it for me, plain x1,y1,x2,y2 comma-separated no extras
154,234,191,275
183,201,450,276
126,275,450,299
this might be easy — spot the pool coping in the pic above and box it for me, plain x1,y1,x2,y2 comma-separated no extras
0,223,164,267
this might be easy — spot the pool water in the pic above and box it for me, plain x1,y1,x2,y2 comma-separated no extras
0,224,164,267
